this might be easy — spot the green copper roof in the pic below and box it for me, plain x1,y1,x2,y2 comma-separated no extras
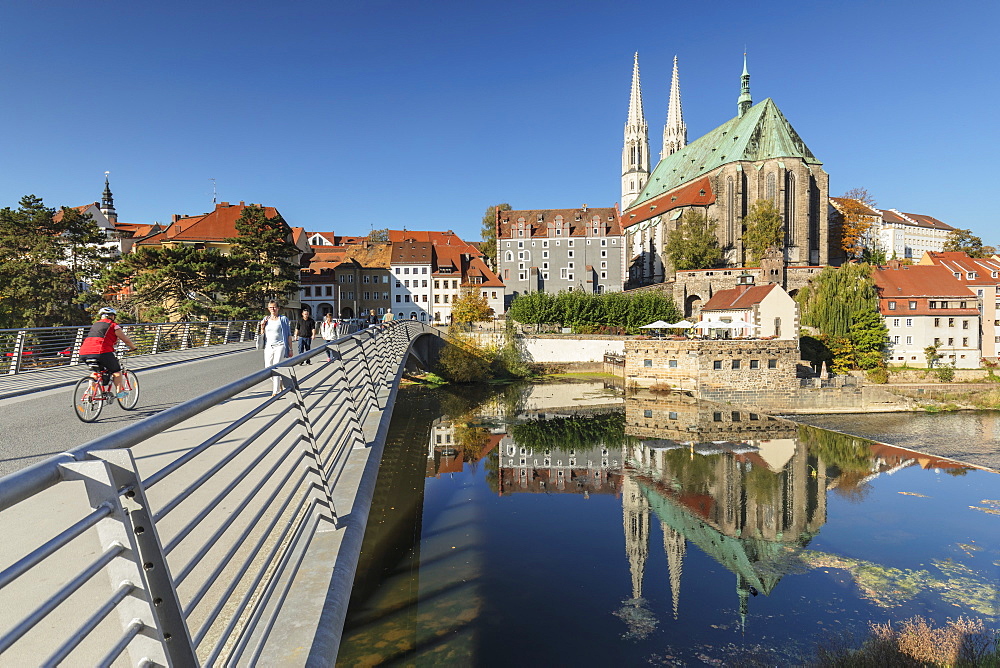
629,98,822,210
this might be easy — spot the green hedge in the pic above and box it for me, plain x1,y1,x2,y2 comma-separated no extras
507,290,681,334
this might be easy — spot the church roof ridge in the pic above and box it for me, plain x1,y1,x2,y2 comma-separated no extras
628,97,821,211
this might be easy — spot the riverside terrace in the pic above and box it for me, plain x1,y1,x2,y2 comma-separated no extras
622,338,917,414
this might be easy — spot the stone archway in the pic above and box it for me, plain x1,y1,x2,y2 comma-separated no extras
340,307,354,318
684,294,703,319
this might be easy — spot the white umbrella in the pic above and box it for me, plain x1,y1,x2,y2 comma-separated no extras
694,320,724,330
724,317,758,329
640,320,672,329
669,319,694,328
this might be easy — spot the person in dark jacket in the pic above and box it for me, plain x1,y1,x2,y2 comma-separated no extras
294,309,316,364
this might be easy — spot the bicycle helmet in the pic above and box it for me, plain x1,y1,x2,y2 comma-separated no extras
98,306,117,319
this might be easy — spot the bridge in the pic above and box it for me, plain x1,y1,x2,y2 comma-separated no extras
0,320,446,666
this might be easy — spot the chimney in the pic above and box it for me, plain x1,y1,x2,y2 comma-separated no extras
239,201,245,206
219,201,229,207
888,259,902,270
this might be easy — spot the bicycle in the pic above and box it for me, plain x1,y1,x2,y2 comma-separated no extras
72,358,140,423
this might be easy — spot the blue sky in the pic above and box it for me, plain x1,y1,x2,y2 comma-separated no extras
2,0,997,244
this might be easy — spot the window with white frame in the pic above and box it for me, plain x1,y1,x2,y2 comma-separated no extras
518,272,526,280
542,250,549,259
560,267,569,279
567,250,574,258
601,239,607,246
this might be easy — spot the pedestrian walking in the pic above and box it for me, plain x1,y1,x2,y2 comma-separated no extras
294,308,316,364
320,312,338,362
259,300,292,396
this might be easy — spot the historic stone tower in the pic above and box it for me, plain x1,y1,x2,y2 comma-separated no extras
660,56,687,160
100,172,117,224
621,53,650,211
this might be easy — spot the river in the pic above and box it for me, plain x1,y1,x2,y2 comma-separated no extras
337,381,1000,666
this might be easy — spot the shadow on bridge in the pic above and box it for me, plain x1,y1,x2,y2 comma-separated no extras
0,321,458,666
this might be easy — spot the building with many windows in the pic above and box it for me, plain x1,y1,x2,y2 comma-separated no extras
918,251,1000,360
873,263,980,368
390,240,434,321
300,241,392,318
829,198,955,261
496,206,624,308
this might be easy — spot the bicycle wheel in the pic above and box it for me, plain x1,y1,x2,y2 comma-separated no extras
116,370,140,410
73,376,103,422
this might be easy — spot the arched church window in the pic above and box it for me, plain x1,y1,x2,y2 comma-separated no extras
785,173,796,245
766,172,777,204
726,177,735,246
505,251,513,262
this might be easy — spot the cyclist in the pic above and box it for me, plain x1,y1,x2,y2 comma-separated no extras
79,307,138,398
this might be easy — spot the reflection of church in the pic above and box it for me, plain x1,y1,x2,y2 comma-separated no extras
621,392,829,628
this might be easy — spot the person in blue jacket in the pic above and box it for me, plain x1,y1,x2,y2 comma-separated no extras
259,300,292,395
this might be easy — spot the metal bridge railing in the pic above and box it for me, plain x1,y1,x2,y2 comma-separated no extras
0,320,432,666
0,320,259,375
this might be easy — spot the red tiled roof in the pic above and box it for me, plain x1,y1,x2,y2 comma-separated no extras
873,265,978,314
878,209,954,231
498,206,621,240
140,202,284,244
701,283,777,311
391,240,434,264
624,177,715,228
921,252,1000,285
52,203,99,223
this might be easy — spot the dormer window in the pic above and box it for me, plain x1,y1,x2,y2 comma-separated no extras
968,272,977,279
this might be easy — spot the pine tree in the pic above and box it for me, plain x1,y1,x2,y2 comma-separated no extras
224,205,301,317
96,246,229,321
0,195,81,327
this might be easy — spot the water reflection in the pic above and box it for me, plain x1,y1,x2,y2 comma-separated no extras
340,384,996,666
494,390,979,630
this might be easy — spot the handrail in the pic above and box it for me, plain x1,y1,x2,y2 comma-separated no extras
0,319,260,376
0,319,440,665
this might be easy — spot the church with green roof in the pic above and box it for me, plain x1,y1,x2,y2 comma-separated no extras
620,56,835,288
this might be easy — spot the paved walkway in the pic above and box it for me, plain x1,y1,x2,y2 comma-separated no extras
0,342,255,399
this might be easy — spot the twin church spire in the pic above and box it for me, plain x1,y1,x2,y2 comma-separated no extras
621,53,686,209
622,54,752,209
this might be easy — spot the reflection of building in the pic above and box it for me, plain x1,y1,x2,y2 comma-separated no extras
497,433,622,496
625,391,797,442
425,418,499,479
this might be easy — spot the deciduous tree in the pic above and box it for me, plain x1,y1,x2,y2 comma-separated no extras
664,209,722,270
796,263,886,370
480,203,511,269
943,228,996,258
835,188,879,260
450,288,493,326
742,199,784,263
